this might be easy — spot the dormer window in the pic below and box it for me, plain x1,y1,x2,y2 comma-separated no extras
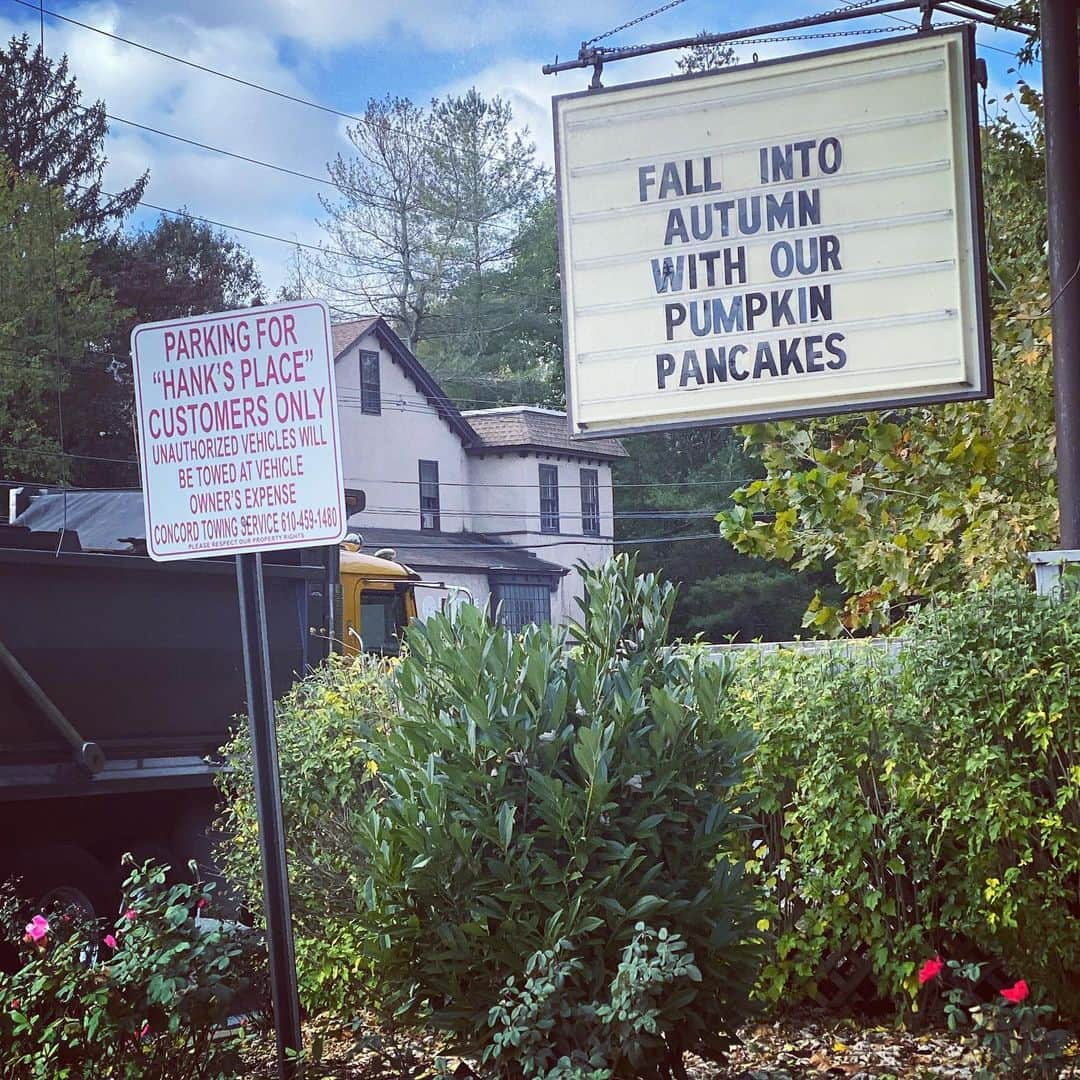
360,350,381,415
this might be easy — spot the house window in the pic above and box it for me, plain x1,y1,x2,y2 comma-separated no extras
360,350,381,415
580,468,600,536
539,464,560,534
419,459,440,531
493,579,552,633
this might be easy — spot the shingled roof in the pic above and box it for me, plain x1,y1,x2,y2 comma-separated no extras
331,316,475,446
331,317,379,358
463,407,627,460
345,524,567,578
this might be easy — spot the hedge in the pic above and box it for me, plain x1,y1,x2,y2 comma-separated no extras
733,578,1080,1017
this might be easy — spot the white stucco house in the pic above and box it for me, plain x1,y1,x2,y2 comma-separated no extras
331,317,626,630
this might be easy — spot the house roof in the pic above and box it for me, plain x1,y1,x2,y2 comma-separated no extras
347,524,567,579
333,318,626,461
463,406,628,460
331,317,379,358
331,316,476,446
14,490,147,552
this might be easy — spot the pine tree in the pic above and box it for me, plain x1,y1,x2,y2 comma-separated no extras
0,34,148,235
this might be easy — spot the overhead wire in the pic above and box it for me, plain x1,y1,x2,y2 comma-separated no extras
97,110,522,236
6,0,546,163
78,184,519,278
830,0,1033,58
72,185,552,344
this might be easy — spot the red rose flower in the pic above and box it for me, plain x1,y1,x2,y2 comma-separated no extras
1001,979,1029,1004
918,955,945,984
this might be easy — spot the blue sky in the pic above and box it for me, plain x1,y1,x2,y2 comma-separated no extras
0,0,1039,294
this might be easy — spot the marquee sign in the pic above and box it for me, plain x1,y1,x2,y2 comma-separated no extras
553,27,990,438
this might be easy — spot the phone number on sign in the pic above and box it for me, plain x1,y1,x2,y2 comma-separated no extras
240,505,339,537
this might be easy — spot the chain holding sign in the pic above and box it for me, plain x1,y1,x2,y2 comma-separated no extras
132,299,346,1079
553,27,990,438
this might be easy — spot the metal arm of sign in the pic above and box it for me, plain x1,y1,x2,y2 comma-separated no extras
542,0,1034,76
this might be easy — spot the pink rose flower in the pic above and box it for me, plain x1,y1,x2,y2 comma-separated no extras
104,934,118,950
918,955,945,985
25,915,49,943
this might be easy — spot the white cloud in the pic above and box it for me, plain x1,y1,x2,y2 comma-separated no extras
123,0,631,53
0,0,1038,303
0,2,354,292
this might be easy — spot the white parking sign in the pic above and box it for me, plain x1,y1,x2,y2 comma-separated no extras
131,299,346,561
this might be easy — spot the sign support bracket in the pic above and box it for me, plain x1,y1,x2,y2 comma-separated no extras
542,0,1034,76
236,551,303,1079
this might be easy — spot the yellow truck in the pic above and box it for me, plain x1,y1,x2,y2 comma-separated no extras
339,538,419,656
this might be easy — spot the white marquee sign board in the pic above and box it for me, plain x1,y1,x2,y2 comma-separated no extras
132,299,346,561
553,28,991,438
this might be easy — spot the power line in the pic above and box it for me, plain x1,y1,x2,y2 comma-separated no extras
351,504,722,520
0,346,553,413
339,531,721,551
98,110,521,236
78,184,538,307
832,0,1032,58
7,0,544,164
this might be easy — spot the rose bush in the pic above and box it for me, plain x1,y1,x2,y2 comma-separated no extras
0,857,266,1079
918,955,1069,1078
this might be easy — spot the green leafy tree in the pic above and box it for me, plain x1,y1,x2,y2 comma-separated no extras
424,89,548,364
423,194,564,408
63,215,264,486
719,97,1054,634
0,34,147,236
675,32,737,75
0,159,118,484
616,426,838,642
101,214,264,325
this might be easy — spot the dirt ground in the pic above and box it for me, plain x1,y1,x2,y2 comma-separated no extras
247,1011,1080,1078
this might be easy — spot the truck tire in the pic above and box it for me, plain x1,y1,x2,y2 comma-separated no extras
9,844,114,918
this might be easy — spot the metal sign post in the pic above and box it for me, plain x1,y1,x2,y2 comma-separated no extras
236,551,303,1078
130,299,347,1080
1041,0,1080,548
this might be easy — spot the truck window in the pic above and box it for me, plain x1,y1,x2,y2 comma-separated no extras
357,589,408,655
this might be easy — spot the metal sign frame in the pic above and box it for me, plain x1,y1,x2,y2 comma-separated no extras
553,25,992,440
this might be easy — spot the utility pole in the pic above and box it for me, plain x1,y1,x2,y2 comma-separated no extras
1041,0,1080,547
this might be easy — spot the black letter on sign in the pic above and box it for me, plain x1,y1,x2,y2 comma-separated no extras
665,303,687,341
656,353,677,388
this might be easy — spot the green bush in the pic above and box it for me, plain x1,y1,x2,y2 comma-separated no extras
216,653,395,1016
0,859,264,1079
901,580,1080,1010
219,555,763,1076
731,643,923,1005
364,556,761,1075
735,578,1080,1016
